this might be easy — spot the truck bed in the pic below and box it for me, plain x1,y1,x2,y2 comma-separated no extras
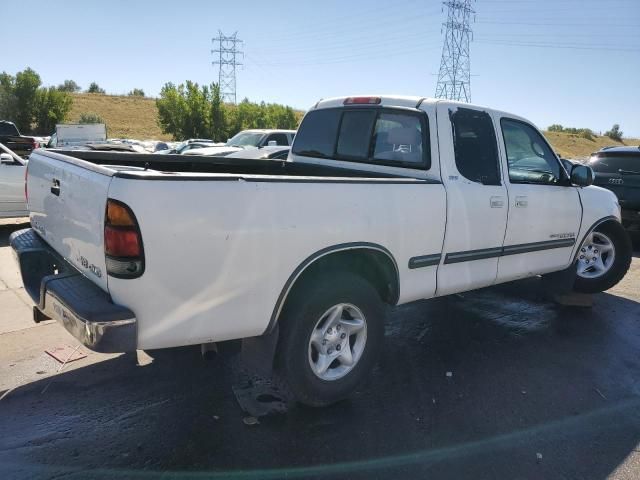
27,148,444,350
53,149,427,181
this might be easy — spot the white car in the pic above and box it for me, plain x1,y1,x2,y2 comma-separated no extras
183,129,296,156
0,142,27,218
11,95,631,406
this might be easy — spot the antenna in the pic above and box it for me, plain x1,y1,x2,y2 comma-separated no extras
435,1,475,102
211,31,243,104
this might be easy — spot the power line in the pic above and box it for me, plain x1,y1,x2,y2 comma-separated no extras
475,39,640,52
435,0,475,103
211,31,243,104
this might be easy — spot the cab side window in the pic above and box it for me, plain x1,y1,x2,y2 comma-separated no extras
501,118,562,185
450,108,501,185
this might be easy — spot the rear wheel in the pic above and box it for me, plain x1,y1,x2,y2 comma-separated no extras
574,221,632,293
275,272,385,407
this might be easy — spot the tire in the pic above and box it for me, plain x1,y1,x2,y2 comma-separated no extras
574,221,632,294
275,271,385,407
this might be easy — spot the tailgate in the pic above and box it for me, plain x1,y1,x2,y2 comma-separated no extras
27,151,113,291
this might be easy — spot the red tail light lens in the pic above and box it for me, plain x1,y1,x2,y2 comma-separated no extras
105,227,141,257
104,199,144,278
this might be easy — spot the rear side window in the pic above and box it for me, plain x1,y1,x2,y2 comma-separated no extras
293,107,430,169
292,109,341,158
265,133,289,146
589,154,640,174
451,108,500,185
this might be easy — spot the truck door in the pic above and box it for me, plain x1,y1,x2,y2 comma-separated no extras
0,156,27,216
495,116,582,282
436,105,508,296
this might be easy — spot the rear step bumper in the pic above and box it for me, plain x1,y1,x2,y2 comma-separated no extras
10,228,137,353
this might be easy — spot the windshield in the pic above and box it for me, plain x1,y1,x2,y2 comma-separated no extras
226,132,264,147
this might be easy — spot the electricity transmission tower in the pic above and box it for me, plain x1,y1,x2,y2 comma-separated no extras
435,1,475,103
211,31,243,104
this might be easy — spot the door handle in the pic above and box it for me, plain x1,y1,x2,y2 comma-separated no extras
50,178,60,196
515,196,528,208
490,196,504,208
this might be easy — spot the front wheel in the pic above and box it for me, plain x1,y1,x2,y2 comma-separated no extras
574,221,632,293
275,272,385,407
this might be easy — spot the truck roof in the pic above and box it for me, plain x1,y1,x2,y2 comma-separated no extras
313,95,502,112
311,95,536,130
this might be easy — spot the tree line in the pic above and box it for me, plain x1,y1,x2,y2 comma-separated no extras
548,123,624,141
156,81,301,141
0,68,149,135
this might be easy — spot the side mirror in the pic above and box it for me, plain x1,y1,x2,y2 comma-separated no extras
570,164,594,187
0,153,14,164
267,140,278,147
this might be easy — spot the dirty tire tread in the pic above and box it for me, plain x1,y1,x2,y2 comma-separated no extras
275,272,384,407
574,221,632,294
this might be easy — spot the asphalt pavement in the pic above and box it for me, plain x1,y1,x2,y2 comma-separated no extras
1,219,639,480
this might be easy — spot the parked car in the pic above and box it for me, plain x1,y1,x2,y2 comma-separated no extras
225,146,290,160
0,120,39,159
155,139,218,155
11,95,632,407
588,146,640,231
0,142,27,218
184,129,296,156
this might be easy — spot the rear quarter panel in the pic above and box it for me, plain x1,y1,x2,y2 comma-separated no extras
107,177,446,349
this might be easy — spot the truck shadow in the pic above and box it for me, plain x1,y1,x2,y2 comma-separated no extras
0,220,29,247
1,277,639,479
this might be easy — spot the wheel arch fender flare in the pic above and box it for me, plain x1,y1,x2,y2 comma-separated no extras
264,242,400,335
573,215,621,261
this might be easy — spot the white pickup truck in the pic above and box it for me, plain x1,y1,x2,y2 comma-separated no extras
11,95,632,406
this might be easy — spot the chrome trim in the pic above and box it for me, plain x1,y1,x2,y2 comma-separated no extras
41,291,137,353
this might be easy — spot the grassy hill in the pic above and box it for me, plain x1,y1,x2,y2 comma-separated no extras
69,93,171,140
68,94,638,157
543,131,639,160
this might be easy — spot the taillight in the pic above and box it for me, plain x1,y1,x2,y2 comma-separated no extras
104,199,144,278
343,96,381,105
31,138,39,150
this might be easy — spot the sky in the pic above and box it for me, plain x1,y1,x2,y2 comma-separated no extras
3,0,639,136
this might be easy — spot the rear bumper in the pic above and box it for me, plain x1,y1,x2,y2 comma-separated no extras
10,228,137,353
